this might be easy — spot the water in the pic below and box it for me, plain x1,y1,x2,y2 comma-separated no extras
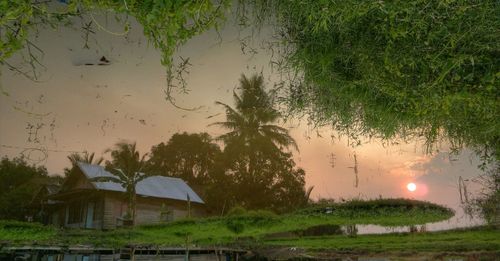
4,253,496,261
357,210,484,235
0,248,241,261
2,247,498,261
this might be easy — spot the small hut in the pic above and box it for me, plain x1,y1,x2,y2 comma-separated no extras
47,163,205,229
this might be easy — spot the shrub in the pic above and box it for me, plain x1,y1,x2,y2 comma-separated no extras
224,209,279,234
226,219,246,234
226,206,247,216
298,198,454,221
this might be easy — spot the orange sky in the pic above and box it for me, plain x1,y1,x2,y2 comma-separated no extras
0,16,486,228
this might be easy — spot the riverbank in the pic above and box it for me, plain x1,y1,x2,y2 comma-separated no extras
263,226,500,253
2,199,498,257
0,199,455,247
1,227,498,260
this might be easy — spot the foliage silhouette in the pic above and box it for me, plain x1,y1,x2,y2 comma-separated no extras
0,156,57,220
149,132,221,187
94,141,150,225
238,0,499,163
212,74,307,212
64,151,104,177
2,1,498,162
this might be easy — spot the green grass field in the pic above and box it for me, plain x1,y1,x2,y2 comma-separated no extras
1,198,497,254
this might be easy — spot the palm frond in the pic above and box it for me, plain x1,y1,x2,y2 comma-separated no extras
260,125,298,151
107,168,129,182
209,121,241,130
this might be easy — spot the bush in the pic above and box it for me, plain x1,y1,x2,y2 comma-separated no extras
473,166,500,226
226,206,247,216
226,219,246,234
298,198,454,219
224,209,279,234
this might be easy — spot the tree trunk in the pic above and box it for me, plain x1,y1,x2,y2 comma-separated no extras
131,188,137,226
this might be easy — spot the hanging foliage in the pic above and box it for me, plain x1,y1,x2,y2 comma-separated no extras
1,0,230,96
2,1,499,162
238,0,500,163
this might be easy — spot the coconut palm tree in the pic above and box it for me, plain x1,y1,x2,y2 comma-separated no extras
94,141,149,225
213,74,297,151
64,151,104,177
211,74,297,185
67,151,104,166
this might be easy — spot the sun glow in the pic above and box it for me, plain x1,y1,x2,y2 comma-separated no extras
407,182,417,192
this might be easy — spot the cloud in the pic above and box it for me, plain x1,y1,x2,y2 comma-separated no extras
388,155,433,178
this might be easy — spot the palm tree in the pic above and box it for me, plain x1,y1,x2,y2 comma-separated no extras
64,151,104,177
94,141,149,225
211,74,297,181
67,151,104,166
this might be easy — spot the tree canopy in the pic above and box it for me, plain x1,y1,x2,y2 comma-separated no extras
2,1,498,161
213,74,297,156
213,74,308,212
0,156,53,220
149,132,221,187
239,0,499,163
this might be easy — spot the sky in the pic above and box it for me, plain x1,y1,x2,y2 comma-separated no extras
0,13,487,229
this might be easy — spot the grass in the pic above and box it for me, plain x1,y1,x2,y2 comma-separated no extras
0,220,56,243
264,227,500,253
2,198,493,254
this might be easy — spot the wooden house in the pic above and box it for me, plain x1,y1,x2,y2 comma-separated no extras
48,162,205,230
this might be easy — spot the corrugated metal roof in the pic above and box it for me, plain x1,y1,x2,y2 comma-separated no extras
77,162,204,204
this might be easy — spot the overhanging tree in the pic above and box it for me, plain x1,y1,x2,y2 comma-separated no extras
3,1,498,161
1,0,230,100
238,0,499,163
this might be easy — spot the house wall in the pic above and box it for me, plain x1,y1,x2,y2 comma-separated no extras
102,192,126,230
101,192,205,229
62,193,104,229
136,196,205,225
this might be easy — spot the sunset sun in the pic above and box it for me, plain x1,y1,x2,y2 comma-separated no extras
407,183,417,192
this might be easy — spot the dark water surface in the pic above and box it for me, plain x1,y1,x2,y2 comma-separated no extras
2,250,498,261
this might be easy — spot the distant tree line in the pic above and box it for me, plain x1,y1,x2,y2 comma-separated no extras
0,157,61,220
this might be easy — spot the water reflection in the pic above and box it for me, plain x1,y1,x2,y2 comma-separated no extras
5,252,493,261
8,253,226,261
2,249,240,261
357,210,483,235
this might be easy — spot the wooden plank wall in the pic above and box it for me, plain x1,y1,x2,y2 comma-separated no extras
101,192,206,229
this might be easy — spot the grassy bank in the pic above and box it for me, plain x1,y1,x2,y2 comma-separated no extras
3,198,491,254
264,227,500,253
0,199,455,247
